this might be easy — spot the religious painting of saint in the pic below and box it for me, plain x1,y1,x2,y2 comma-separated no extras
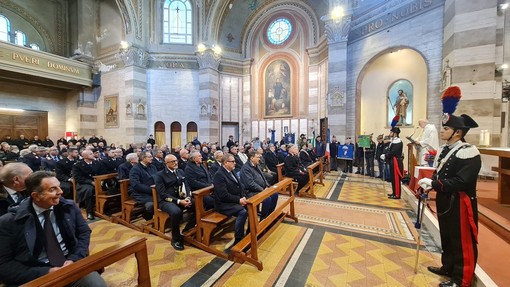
264,60,291,118
105,95,118,128
387,79,413,126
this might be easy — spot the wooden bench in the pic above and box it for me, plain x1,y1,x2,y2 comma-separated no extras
93,173,121,220
142,186,171,240
71,177,77,203
184,185,232,259
276,162,314,196
304,159,325,199
21,237,151,287
112,179,147,231
276,163,299,195
230,177,298,270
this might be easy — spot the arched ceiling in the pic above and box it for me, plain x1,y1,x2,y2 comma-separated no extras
212,0,329,54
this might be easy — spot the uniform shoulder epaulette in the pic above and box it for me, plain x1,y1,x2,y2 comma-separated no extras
456,144,480,159
392,138,402,144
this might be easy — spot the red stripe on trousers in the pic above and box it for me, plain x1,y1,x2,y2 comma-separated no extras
392,157,401,197
459,193,477,286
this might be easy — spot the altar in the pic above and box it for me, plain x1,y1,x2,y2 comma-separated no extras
408,166,435,192
479,148,510,204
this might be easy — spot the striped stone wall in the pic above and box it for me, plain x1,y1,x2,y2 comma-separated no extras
443,0,500,145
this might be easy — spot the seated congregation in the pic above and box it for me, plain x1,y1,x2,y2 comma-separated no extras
0,134,328,286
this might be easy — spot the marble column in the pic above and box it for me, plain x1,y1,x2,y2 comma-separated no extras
322,8,352,139
196,49,221,143
118,45,149,144
443,0,499,145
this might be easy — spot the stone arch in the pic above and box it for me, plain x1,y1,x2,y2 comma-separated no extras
354,46,432,136
154,121,165,147
170,121,182,149
186,121,198,144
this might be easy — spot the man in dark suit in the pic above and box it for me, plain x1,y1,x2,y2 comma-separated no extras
299,143,314,167
226,135,235,150
0,171,107,286
264,144,279,173
178,149,189,171
208,150,223,178
154,154,195,251
97,149,118,175
15,134,30,150
330,136,339,171
277,144,288,164
42,147,62,172
118,153,138,180
230,146,244,175
213,153,248,246
22,145,42,171
72,150,99,220
55,148,78,199
185,151,212,191
0,162,32,215
129,151,157,220
285,145,308,193
185,151,215,209
240,151,278,220
152,149,165,171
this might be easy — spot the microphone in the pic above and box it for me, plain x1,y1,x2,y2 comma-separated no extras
410,126,419,138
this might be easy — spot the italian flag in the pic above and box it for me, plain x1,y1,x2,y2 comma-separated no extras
325,142,330,161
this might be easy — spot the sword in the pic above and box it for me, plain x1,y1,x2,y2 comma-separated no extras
414,189,428,273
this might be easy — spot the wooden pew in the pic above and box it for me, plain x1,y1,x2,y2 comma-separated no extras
21,237,151,287
276,163,298,195
112,179,146,231
92,173,121,220
184,185,232,259
276,162,312,196
71,177,77,203
303,159,325,199
143,186,171,240
230,177,298,270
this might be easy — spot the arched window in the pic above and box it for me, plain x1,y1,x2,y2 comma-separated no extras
154,121,166,147
267,18,293,45
0,15,11,42
30,43,40,50
186,122,198,144
163,0,192,44
170,121,182,149
14,31,26,46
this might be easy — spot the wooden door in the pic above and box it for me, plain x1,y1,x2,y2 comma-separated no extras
0,110,48,141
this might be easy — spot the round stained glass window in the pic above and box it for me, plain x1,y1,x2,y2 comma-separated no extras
267,18,292,45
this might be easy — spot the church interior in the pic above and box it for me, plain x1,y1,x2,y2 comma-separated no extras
1,0,509,286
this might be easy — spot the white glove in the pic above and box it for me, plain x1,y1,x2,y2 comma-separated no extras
418,178,433,191
380,154,385,161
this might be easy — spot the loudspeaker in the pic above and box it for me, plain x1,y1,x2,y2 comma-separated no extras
92,72,101,87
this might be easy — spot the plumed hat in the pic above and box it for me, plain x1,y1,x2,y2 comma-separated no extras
441,86,478,130
390,115,400,134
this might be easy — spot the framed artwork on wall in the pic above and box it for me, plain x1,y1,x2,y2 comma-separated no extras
387,79,413,126
105,95,118,128
264,59,291,118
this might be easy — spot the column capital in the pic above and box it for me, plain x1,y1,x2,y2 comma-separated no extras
196,49,221,70
322,14,352,43
117,46,150,68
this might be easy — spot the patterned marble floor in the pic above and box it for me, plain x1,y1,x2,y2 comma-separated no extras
88,170,446,287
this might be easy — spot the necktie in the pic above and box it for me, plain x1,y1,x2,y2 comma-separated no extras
54,156,59,162
16,193,24,204
43,210,66,267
